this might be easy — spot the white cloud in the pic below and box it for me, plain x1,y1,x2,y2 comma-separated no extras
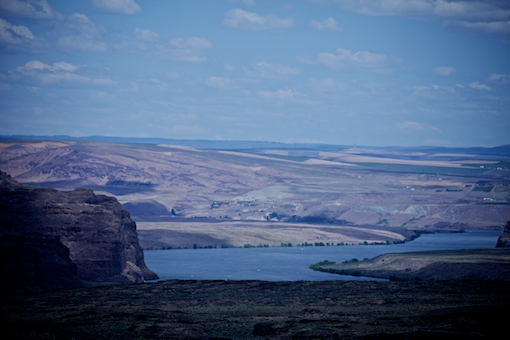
0,0,59,19
91,0,141,16
469,81,492,90
155,48,208,63
443,20,510,37
488,73,510,84
58,35,107,52
432,66,456,76
310,78,348,92
310,0,510,42
412,84,462,96
172,125,207,134
10,60,90,84
113,29,159,53
223,8,295,31
56,13,108,52
92,77,115,86
217,0,255,6
61,13,106,36
310,0,510,21
15,60,77,74
298,48,405,74
148,79,167,90
0,18,34,43
239,0,255,6
397,121,442,133
133,28,160,42
245,61,301,79
224,63,235,71
205,76,236,89
166,71,179,79
168,37,213,49
115,34,211,61
423,139,452,146
90,90,116,101
9,60,117,87
0,82,12,91
258,89,313,104
156,37,213,62
0,17,49,54
310,17,342,32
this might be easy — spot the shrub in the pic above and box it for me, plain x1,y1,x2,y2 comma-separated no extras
342,258,359,264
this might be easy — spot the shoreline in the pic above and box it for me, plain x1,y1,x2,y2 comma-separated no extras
139,228,469,250
310,247,510,281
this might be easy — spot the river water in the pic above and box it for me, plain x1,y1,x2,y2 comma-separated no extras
143,230,502,281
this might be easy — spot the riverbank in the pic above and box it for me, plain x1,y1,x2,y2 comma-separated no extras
310,248,510,281
136,220,428,250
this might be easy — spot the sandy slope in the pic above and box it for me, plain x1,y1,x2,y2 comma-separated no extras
136,220,408,249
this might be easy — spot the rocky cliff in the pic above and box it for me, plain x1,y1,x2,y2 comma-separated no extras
496,221,510,248
0,170,158,294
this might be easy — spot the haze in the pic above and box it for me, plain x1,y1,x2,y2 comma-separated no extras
1,0,509,147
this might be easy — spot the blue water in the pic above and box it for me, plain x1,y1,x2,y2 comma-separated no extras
143,230,502,281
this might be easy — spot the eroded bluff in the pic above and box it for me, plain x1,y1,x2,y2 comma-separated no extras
0,170,158,294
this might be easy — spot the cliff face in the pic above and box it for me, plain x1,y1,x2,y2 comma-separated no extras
496,221,510,248
0,170,158,294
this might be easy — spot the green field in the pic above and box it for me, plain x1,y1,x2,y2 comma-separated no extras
473,186,494,192
461,160,510,169
351,162,488,175
257,154,310,162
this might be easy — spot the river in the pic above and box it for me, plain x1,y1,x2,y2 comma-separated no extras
144,230,502,281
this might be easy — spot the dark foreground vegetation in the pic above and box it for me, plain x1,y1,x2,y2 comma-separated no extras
1,279,509,339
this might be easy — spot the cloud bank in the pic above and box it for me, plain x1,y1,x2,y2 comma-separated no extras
223,8,295,31
310,18,342,32
298,48,405,74
91,0,142,16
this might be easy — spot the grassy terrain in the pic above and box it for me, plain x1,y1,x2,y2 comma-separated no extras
311,248,510,281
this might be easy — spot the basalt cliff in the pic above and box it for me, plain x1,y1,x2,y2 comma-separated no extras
0,170,158,294
496,221,510,248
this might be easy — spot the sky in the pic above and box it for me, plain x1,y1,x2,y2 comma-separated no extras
0,0,509,147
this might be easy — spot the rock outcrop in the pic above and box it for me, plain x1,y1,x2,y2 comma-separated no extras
0,170,158,294
496,221,510,248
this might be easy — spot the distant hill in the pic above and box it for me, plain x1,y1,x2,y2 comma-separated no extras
1,135,509,157
1,139,509,239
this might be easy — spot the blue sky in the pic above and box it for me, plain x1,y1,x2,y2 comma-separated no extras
0,0,509,147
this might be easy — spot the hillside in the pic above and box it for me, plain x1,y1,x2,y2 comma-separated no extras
1,139,509,248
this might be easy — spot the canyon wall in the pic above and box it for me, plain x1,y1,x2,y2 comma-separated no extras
0,170,158,294
496,221,510,248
